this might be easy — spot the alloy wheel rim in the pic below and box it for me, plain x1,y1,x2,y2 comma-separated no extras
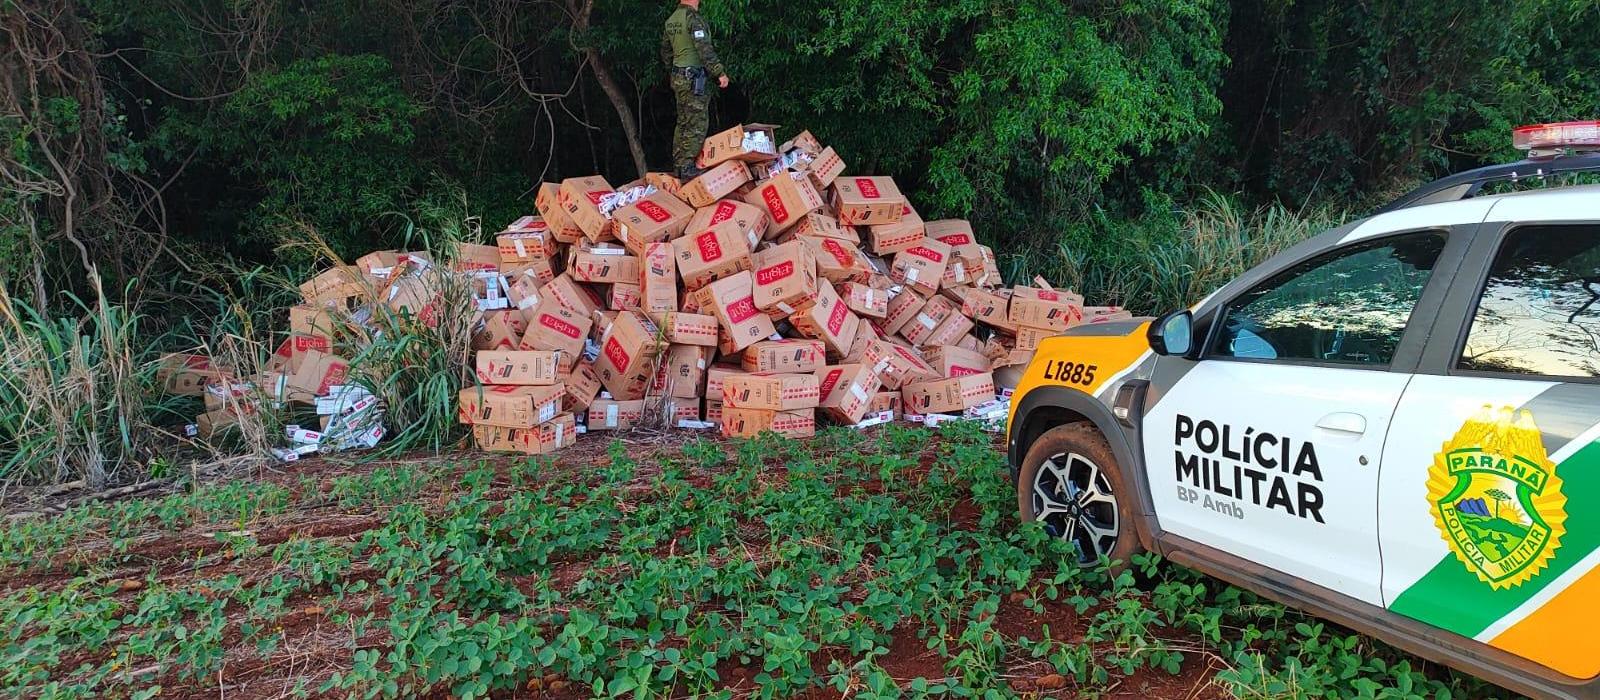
1031,452,1119,564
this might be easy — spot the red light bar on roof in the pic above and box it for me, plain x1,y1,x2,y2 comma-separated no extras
1513,120,1600,151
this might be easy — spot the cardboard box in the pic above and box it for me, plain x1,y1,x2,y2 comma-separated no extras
640,241,678,317
804,236,871,284
922,312,974,349
289,305,338,339
557,176,615,241
158,353,229,396
299,266,366,305
475,413,577,454
497,220,557,264
595,310,665,400
609,282,641,311
742,339,826,373
474,310,528,351
831,176,906,226
868,205,925,255
542,272,605,318
520,301,592,362
839,282,887,318
1008,286,1085,331
266,334,332,374
704,271,777,352
881,289,928,336
653,344,712,398
960,287,1016,332
721,408,815,439
1086,306,1134,324
816,363,884,424
923,345,993,378
751,240,818,315
568,243,640,284
476,350,561,386
704,364,748,398
723,373,820,411
664,398,702,424
788,280,860,358
743,172,825,232
385,273,441,321
657,312,720,347
615,191,695,255
699,122,780,168
587,399,646,430
804,146,846,189
704,399,724,426
453,243,502,274
673,219,754,290
284,350,350,404
473,424,518,452
536,182,585,243
501,257,555,285
561,360,603,410
975,245,1003,287
868,391,901,419
781,130,824,156
680,160,752,208
900,294,959,347
925,219,981,263
458,384,563,428
862,339,938,390
354,250,401,282
195,408,241,439
901,372,996,415
645,172,682,195
1015,326,1052,353
789,212,856,243
686,198,769,243
890,238,952,296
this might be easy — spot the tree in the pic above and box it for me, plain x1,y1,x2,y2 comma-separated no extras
1485,488,1512,520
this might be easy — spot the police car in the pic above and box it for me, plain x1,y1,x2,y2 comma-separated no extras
1006,121,1600,699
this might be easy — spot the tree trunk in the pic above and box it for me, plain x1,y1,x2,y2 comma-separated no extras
566,0,649,178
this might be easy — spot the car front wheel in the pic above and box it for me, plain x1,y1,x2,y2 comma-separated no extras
1016,423,1142,566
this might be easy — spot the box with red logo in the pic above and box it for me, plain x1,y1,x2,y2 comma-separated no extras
922,311,974,349
686,198,768,242
815,363,884,424
959,287,1016,332
839,282,887,319
520,301,592,362
288,304,338,340
743,172,825,233
540,272,604,318
900,294,958,346
721,407,815,438
457,384,562,428
803,146,846,189
454,245,501,275
889,238,952,296
299,266,367,306
925,219,982,265
557,176,615,242
741,339,825,373
639,241,678,317
609,282,641,311
586,398,646,431
664,398,702,424
657,312,720,347
501,256,555,286
789,281,860,358
568,243,639,285
789,212,856,243
699,122,780,168
615,191,694,255
751,240,818,314
680,161,753,208
703,399,724,425
1007,286,1085,331
159,353,231,396
831,176,906,226
496,218,557,264
265,333,332,374
704,364,748,398
536,182,585,243
868,391,901,419
902,372,995,415
868,205,924,255
474,310,528,351
595,310,665,401
923,345,992,378
475,350,560,386
1085,306,1134,324
705,271,776,352
1014,326,1052,354
673,219,755,290
723,372,820,411
804,236,871,284
653,344,712,398
881,289,928,336
862,339,938,390
485,412,576,454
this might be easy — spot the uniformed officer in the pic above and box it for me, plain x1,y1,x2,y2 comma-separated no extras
661,0,728,179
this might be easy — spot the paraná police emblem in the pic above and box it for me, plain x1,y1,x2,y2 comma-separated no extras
1427,405,1567,590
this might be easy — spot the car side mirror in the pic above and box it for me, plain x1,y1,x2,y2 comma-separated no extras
1148,310,1194,357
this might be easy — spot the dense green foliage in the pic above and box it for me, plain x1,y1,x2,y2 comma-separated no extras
5,0,1599,308
0,425,1512,697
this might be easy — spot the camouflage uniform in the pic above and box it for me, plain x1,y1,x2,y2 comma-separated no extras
661,4,726,177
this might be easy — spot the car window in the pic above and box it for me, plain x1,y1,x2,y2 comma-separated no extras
1459,226,1600,378
1209,231,1448,366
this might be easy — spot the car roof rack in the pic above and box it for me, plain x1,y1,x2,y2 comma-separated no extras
1376,151,1600,214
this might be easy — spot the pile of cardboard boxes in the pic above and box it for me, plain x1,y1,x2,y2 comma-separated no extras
449,123,1128,454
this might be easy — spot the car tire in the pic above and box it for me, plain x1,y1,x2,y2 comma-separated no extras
1016,422,1143,567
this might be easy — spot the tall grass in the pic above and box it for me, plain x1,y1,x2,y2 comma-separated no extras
1031,192,1349,314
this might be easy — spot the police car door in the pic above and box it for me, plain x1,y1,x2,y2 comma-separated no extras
1380,206,1600,678
1144,227,1457,605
